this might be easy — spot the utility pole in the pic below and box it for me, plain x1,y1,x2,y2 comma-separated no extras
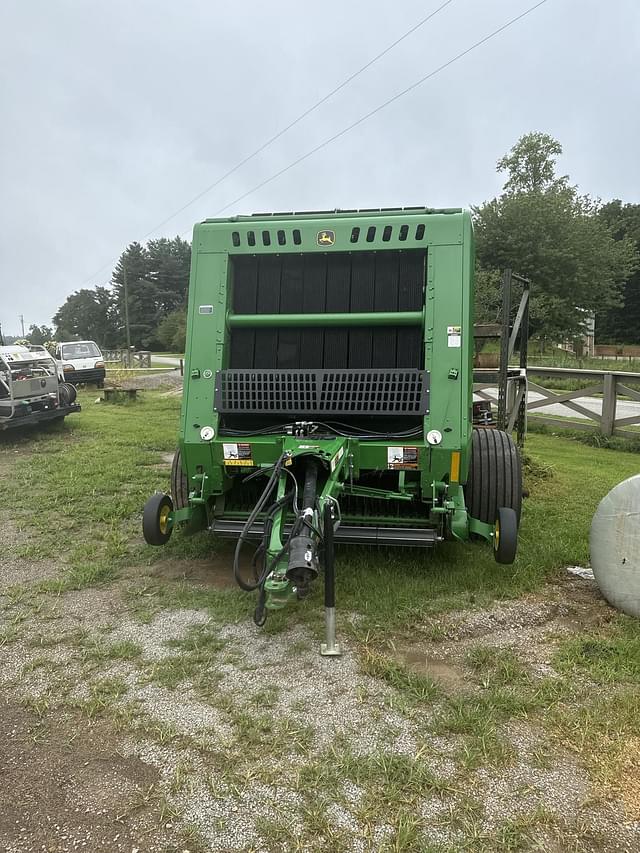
123,262,132,368
19,314,25,337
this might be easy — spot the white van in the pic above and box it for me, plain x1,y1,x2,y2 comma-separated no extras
54,341,106,387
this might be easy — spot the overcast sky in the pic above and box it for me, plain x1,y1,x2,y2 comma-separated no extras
1,0,638,334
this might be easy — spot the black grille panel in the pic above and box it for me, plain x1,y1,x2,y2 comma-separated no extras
215,369,429,415
229,250,425,371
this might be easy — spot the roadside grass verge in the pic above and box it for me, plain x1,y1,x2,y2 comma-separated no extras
528,420,640,452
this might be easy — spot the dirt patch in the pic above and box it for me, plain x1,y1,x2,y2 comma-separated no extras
0,697,198,853
398,575,615,678
393,646,468,692
148,555,236,589
618,737,640,820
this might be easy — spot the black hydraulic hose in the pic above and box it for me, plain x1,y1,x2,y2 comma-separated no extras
251,492,292,576
233,454,285,591
302,460,318,510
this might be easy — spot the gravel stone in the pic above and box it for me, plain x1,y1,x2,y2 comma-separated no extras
107,609,211,660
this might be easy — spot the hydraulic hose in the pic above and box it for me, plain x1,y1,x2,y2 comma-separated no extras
302,460,318,512
233,454,285,591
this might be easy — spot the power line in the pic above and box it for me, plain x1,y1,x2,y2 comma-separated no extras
79,0,456,286
201,0,551,222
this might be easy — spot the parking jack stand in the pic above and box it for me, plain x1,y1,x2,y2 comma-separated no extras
320,502,342,657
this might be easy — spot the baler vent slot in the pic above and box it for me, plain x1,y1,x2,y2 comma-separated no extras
232,229,302,248
215,369,429,415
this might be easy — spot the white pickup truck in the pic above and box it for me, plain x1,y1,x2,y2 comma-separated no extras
0,345,80,430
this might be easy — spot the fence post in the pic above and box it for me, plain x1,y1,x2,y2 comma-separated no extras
601,373,617,436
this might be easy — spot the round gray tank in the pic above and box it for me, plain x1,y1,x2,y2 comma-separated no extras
590,474,640,617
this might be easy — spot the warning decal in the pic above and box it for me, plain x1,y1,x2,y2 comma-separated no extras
387,446,419,469
223,442,253,466
330,446,344,472
447,325,462,348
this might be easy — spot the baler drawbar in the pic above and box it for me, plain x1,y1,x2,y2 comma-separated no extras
143,207,522,651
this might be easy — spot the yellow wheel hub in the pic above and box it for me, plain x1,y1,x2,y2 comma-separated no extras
494,518,500,550
159,505,171,535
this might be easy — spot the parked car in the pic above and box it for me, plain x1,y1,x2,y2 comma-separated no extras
54,340,106,387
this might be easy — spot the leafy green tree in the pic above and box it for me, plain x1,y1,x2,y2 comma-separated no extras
473,133,637,340
496,132,567,194
147,237,191,314
111,237,190,348
27,324,54,345
157,308,187,352
595,201,640,344
53,287,118,346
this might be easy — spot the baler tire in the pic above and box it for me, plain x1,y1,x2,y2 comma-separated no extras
171,449,189,510
143,493,174,546
494,507,518,564
467,428,522,526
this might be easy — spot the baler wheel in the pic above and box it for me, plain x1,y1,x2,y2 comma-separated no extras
171,449,189,510
143,493,174,546
466,428,522,525
494,507,518,564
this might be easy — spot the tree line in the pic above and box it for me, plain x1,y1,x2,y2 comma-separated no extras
52,237,191,352
44,132,639,352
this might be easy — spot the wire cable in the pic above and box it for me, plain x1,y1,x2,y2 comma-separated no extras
78,0,456,287
203,0,551,221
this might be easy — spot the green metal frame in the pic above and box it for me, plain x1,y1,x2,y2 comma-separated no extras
168,207,493,558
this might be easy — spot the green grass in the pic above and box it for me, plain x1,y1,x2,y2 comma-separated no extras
528,420,640,452
359,646,439,705
4,389,640,851
2,388,639,635
554,615,640,684
329,431,640,632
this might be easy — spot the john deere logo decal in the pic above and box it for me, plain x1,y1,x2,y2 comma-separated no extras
317,229,335,246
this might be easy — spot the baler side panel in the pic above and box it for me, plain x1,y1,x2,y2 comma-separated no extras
422,243,468,489
181,246,228,496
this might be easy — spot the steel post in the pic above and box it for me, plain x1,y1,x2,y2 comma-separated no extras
320,501,342,657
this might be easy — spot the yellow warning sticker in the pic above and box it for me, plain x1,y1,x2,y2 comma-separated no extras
223,442,253,466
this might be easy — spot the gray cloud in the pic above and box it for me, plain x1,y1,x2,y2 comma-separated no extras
1,0,638,333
